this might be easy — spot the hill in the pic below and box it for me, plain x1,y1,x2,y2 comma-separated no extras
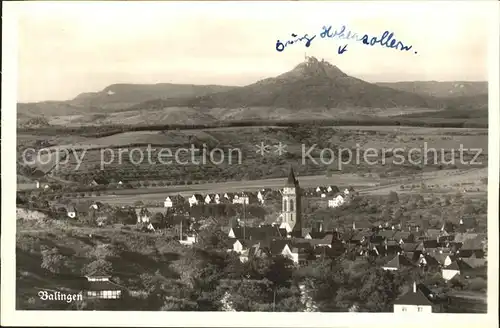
17,83,237,120
71,83,237,109
375,81,487,98
131,57,440,111
441,94,488,111
17,58,488,127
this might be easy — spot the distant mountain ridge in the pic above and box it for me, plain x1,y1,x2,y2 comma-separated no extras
17,57,488,127
132,57,440,110
72,83,238,109
375,81,487,98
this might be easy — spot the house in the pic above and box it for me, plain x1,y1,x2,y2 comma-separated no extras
437,234,455,244
66,206,77,219
345,230,372,246
223,192,235,201
145,222,156,232
164,197,173,208
237,242,271,263
229,239,262,254
179,232,197,246
248,243,270,261
426,229,442,240
431,253,456,267
305,230,330,241
352,221,372,231
344,187,354,195
383,240,402,256
417,254,440,269
347,230,373,245
393,282,435,313
204,194,213,204
281,244,299,264
441,221,455,234
135,207,165,224
461,257,487,269
421,239,439,251
442,259,473,281
393,231,414,244
31,168,48,178
89,177,109,186
370,233,386,245
89,202,101,210
213,193,221,204
308,233,337,248
326,185,339,194
188,194,204,207
453,232,480,243
313,187,327,198
257,191,265,204
457,237,485,258
382,254,415,271
457,216,477,233
136,207,151,223
233,193,250,205
84,273,123,300
375,230,396,241
401,242,419,253
327,194,345,208
281,243,311,265
227,225,285,240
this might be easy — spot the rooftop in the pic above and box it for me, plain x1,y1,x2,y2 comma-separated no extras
394,285,434,306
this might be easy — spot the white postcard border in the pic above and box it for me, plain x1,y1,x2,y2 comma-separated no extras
2,1,499,327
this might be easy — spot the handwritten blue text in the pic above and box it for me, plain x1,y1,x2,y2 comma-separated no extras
276,25,417,55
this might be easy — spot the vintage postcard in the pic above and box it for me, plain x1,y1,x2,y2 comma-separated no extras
1,1,499,327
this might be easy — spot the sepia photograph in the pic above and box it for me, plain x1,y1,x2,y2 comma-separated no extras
2,1,499,327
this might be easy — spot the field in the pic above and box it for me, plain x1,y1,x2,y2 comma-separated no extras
16,124,488,217
17,125,488,184
359,167,488,195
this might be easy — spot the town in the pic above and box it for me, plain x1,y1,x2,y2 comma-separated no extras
16,166,487,312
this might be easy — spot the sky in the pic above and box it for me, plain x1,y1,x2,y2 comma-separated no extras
15,1,495,102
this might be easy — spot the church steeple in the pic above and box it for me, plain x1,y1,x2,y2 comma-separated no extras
285,166,298,187
281,166,302,234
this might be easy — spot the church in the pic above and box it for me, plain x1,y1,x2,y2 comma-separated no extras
278,167,303,235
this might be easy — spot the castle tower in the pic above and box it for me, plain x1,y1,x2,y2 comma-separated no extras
281,167,302,233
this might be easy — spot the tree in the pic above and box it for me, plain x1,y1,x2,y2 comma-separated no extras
393,208,403,221
112,208,137,225
40,247,68,274
196,224,230,251
216,278,275,311
151,212,165,229
264,256,294,288
88,244,116,260
388,191,399,204
358,269,401,312
82,259,113,276
467,277,487,292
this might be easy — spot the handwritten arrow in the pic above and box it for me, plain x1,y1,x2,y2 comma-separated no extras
338,44,348,55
